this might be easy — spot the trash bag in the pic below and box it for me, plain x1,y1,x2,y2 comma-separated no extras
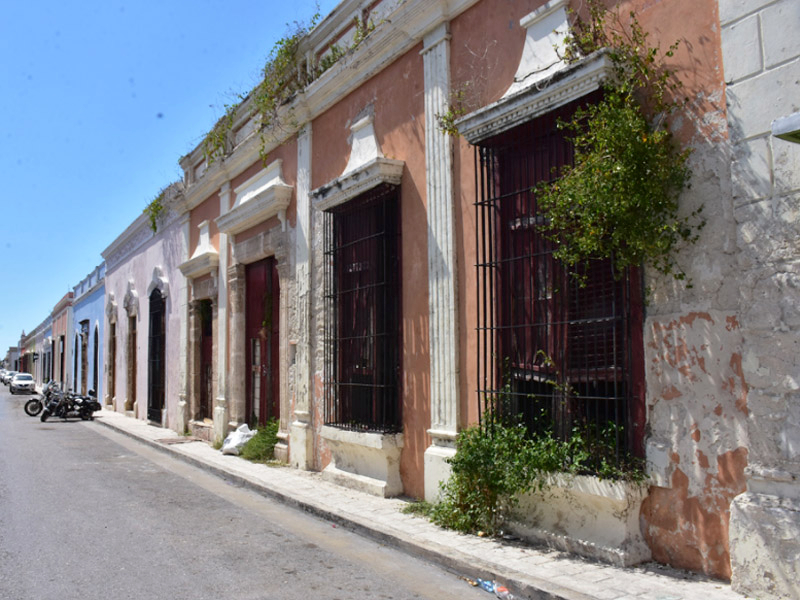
221,424,256,455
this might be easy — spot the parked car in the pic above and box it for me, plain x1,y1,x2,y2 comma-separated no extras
9,373,35,394
3,371,18,385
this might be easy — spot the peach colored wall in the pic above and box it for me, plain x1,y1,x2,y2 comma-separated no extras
232,140,299,245
189,193,221,258
312,43,429,499
450,0,542,428
450,0,739,580
615,0,740,581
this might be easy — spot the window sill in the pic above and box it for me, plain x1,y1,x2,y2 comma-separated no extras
509,473,651,567
321,425,404,497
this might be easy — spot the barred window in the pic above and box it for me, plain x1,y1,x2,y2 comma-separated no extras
474,96,645,466
323,184,401,433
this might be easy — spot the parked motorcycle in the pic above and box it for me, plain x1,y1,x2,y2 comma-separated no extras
24,380,59,417
40,387,101,422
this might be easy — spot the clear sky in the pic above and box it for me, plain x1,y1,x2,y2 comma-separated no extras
0,0,340,356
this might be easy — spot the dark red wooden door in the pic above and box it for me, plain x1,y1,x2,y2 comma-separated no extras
245,257,280,425
199,300,213,420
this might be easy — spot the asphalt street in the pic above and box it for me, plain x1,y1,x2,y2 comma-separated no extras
0,387,487,600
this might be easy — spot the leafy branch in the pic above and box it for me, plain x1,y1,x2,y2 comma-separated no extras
537,0,703,283
144,189,167,233
202,11,376,164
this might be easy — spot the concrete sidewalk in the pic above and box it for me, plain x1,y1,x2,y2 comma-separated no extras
93,410,749,600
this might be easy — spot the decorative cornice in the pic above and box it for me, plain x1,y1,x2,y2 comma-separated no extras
180,0,481,197
51,292,74,317
457,51,612,145
312,157,404,211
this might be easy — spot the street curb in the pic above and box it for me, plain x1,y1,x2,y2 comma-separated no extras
92,415,595,600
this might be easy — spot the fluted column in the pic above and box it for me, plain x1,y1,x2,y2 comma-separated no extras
421,22,460,502
290,123,314,469
227,261,246,427
213,183,232,441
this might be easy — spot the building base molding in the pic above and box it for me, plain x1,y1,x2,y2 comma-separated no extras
289,416,313,470
423,436,456,503
729,467,800,600
188,419,213,443
274,435,289,463
320,426,404,497
508,474,651,567
212,396,229,445
176,395,188,434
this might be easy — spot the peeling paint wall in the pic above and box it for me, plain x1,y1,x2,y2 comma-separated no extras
641,312,749,579
720,0,800,597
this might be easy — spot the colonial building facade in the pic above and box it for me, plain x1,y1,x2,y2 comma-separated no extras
71,264,105,398
167,0,776,583
7,1,794,598
101,183,188,427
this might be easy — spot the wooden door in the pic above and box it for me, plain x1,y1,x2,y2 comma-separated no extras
245,258,280,426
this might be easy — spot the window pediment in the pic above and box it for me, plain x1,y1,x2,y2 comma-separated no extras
178,251,219,280
311,113,404,211
312,157,404,211
179,219,219,279
457,50,612,145
216,159,293,235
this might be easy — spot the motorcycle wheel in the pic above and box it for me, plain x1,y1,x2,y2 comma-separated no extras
24,398,43,417
40,409,50,423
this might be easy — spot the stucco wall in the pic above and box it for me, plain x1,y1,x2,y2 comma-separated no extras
309,41,429,498
72,283,105,399
104,210,187,430
719,0,800,597
451,0,542,428
448,0,747,579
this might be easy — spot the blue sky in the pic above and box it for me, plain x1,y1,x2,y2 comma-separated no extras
0,0,340,356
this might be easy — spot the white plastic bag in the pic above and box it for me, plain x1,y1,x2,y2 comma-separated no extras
221,423,256,455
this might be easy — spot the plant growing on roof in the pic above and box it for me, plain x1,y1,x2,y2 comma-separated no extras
201,11,377,165
144,189,167,233
537,0,703,283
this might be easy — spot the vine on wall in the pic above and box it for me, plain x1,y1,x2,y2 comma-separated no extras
537,0,703,283
144,189,167,233
202,13,376,164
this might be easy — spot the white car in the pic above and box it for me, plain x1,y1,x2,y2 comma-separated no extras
9,373,35,394
3,371,17,385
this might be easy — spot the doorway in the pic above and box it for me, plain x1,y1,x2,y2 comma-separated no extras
245,257,280,426
147,289,166,423
198,299,213,420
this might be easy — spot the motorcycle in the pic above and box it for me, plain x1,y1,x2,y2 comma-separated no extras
40,387,102,422
24,380,60,417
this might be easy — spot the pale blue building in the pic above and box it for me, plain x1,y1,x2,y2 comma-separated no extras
71,263,105,397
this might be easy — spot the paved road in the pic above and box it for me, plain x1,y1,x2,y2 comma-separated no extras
0,388,486,600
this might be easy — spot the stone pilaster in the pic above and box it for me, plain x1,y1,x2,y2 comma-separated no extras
421,22,460,502
213,183,232,441
176,216,190,434
290,123,314,469
226,261,246,428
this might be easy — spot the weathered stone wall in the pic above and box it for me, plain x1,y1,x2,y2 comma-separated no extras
720,0,800,598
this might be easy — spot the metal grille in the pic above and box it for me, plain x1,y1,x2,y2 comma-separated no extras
323,184,401,433
147,289,166,422
474,97,644,466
